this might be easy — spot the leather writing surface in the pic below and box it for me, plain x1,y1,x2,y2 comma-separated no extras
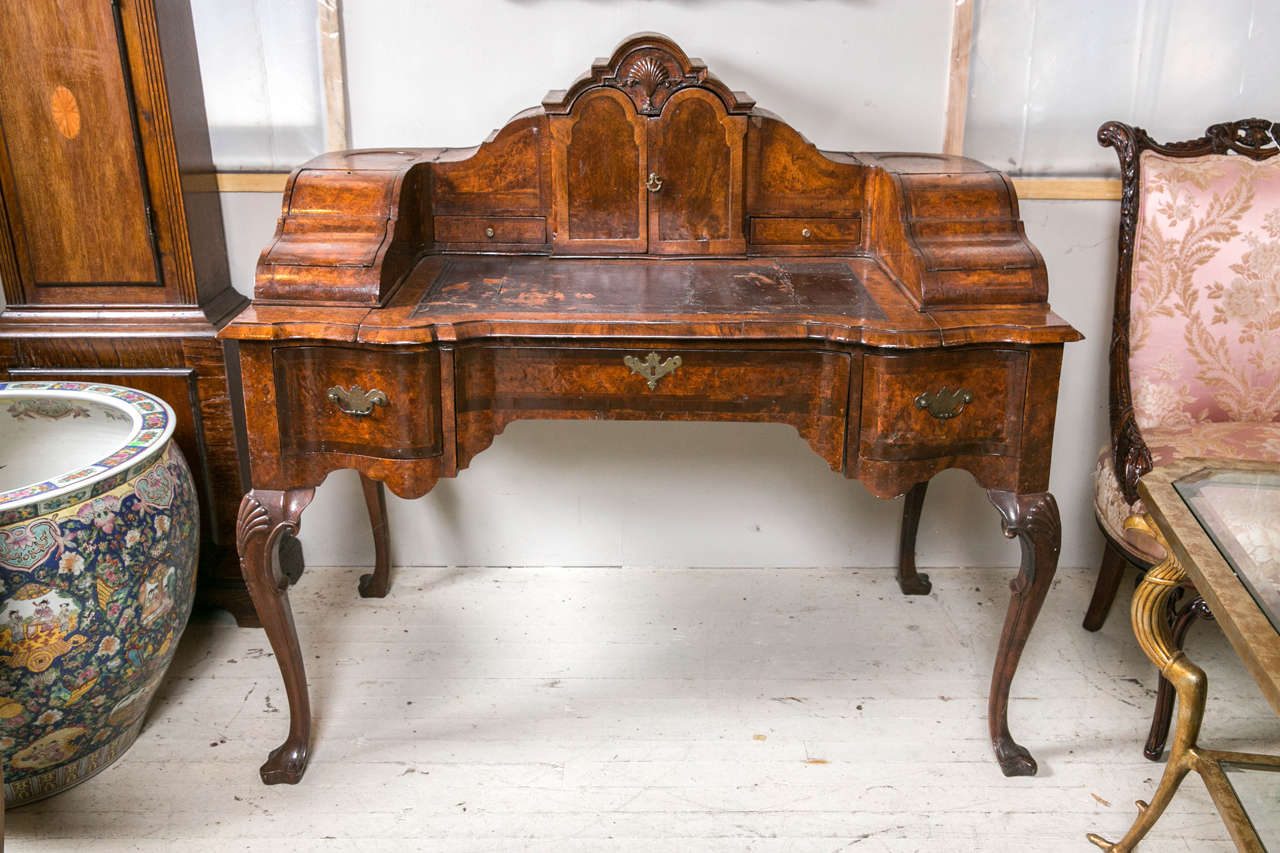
414,256,885,319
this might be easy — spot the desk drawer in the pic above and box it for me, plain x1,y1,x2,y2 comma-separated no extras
272,346,442,460
433,215,546,245
456,345,851,468
859,348,1027,461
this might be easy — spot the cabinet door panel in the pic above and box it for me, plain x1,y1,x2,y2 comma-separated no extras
648,88,745,255
550,88,647,253
0,0,159,291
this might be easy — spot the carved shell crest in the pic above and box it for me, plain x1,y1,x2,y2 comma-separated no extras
620,54,679,113
627,56,669,91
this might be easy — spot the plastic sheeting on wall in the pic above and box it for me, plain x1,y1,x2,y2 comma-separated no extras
964,0,1280,176
190,0,326,171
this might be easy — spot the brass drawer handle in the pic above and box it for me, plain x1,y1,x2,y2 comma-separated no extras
646,172,663,193
623,352,682,390
915,386,973,420
326,384,389,417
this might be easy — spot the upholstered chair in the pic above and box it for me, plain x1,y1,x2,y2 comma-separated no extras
1085,118,1280,757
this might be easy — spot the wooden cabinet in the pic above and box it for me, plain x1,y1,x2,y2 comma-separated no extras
0,0,255,623
550,87,745,254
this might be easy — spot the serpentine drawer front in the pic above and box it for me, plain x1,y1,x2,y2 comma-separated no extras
272,345,443,460
454,345,853,470
859,348,1028,461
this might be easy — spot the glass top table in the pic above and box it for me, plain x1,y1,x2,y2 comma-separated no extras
1175,467,1280,635
1090,459,1280,853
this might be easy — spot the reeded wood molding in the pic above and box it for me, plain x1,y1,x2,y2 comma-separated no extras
124,0,198,304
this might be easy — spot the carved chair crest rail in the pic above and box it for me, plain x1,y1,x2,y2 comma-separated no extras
220,32,1081,786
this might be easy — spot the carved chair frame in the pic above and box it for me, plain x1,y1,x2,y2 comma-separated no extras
1097,118,1280,507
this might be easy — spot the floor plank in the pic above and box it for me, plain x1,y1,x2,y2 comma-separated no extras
8,565,1277,851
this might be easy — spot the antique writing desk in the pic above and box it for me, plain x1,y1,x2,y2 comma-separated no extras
221,34,1081,785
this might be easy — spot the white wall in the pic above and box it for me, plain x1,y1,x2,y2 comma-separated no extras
341,0,953,152
213,0,1121,572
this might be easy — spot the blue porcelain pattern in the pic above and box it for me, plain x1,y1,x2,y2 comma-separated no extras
0,436,198,805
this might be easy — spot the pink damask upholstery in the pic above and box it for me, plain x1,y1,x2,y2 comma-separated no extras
1095,422,1280,562
1129,151,1280,428
1095,151,1280,561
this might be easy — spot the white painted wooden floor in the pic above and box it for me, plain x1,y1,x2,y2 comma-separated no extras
7,564,1278,851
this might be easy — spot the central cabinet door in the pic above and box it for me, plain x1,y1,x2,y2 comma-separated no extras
550,87,745,254
647,88,746,255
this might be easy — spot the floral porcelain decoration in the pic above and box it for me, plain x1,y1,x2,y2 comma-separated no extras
0,381,198,806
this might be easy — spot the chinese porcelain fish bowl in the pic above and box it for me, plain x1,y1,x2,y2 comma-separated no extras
0,381,198,805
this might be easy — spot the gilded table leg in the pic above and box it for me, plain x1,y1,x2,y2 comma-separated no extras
1145,595,1213,761
1089,516,1280,851
237,488,316,785
357,474,391,598
1089,514,1201,851
896,481,932,595
986,490,1061,777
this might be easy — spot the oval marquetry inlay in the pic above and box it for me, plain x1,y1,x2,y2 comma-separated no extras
50,86,80,139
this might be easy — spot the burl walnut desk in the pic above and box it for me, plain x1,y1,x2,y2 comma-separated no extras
220,34,1082,785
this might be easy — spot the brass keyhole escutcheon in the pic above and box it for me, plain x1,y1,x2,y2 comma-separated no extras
623,352,682,390
326,384,389,417
646,172,664,193
914,386,973,420
484,226,496,239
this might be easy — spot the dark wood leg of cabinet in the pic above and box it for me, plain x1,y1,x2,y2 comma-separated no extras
357,475,391,599
986,490,1061,777
896,481,932,595
237,489,316,785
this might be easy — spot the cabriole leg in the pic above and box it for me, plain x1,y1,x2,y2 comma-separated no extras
896,481,932,595
237,488,316,785
357,474,391,598
986,490,1061,777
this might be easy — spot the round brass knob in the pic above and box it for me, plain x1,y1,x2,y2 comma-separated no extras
801,227,812,239
484,226,496,239
646,172,663,193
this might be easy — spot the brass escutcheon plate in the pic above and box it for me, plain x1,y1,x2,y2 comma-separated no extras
623,352,682,390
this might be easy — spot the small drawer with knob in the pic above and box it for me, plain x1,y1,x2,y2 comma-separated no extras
433,215,547,247
272,345,443,460
749,217,862,253
859,347,1028,461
